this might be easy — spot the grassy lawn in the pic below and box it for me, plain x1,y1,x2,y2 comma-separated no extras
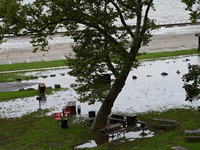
0,88,65,102
1,108,200,150
0,49,200,149
0,49,199,72
0,60,68,72
136,49,199,60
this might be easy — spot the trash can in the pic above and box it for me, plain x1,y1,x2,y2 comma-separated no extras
77,105,81,115
38,83,46,94
88,111,96,118
60,118,68,129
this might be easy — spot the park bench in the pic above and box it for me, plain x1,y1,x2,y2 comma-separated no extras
171,146,188,150
109,128,126,137
184,129,200,142
100,123,125,137
84,117,96,126
152,118,179,130
109,112,138,127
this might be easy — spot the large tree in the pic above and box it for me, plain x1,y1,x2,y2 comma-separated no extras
0,0,198,131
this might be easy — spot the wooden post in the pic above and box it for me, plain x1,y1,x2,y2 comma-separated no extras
195,33,200,52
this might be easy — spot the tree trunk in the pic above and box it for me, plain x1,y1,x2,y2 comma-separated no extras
91,72,130,131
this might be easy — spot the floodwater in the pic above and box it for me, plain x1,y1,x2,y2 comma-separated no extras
0,55,199,118
74,129,154,149
24,0,191,23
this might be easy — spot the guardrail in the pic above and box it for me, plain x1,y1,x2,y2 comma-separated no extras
2,19,200,37
155,19,200,27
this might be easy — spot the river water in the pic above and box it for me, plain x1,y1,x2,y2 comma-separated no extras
24,0,191,24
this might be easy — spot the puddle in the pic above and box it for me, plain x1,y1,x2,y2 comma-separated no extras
0,55,200,118
74,129,154,149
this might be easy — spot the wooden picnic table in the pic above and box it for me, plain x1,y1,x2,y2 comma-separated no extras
100,123,125,137
152,118,179,130
184,129,200,142
152,118,177,123
184,130,200,135
103,123,122,130
109,112,138,127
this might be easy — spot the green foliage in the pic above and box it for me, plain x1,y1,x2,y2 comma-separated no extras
1,0,156,105
182,64,200,101
1,0,199,130
65,0,156,103
181,0,200,23
1,108,200,150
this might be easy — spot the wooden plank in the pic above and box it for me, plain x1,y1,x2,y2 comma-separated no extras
185,136,200,142
184,130,200,135
171,146,188,150
153,118,177,123
186,136,200,138
154,123,171,127
153,123,174,130
103,123,122,130
109,128,125,135
109,117,126,122
111,112,137,118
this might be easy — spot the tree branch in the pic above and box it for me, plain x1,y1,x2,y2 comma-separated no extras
111,1,135,38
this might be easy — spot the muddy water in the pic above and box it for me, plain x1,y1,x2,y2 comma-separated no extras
0,55,199,118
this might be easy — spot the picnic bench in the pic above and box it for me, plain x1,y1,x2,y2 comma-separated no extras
84,117,96,126
171,146,188,150
109,112,138,127
152,118,179,130
100,123,125,137
184,129,200,142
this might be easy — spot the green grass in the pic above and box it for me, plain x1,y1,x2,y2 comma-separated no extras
0,72,35,83
0,111,97,150
0,59,67,72
1,108,200,150
0,49,199,72
0,49,200,149
0,88,66,102
136,49,199,60
0,90,38,102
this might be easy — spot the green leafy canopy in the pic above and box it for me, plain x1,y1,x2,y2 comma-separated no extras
182,64,200,102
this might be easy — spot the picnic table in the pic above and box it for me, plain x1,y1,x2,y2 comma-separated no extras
109,112,138,127
100,123,125,137
184,129,200,142
152,118,179,130
84,117,96,126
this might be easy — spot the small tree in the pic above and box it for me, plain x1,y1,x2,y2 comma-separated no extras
181,0,200,22
182,64,200,101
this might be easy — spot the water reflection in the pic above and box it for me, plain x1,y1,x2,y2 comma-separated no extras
74,130,154,149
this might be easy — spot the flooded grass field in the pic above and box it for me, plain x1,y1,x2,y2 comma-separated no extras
0,55,199,118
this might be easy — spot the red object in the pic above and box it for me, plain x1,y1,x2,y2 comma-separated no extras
54,112,62,120
64,106,72,116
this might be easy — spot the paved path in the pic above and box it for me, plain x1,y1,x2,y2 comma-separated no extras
0,25,199,65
